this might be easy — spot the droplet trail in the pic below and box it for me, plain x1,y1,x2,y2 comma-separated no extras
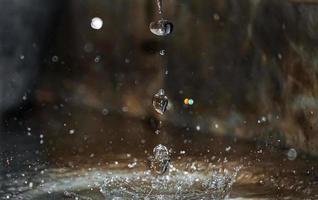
156,0,163,15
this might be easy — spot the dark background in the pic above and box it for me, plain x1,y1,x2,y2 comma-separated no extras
2,0,318,165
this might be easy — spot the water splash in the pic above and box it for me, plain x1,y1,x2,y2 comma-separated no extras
101,167,241,199
152,89,168,115
149,144,171,175
11,164,242,199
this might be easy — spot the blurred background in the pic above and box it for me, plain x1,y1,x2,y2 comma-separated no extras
2,0,318,198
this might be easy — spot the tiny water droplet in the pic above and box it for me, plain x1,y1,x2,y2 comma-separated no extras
149,19,173,36
159,50,165,56
52,56,59,63
150,144,170,175
102,108,109,115
124,58,130,63
94,56,101,63
225,146,231,152
91,17,103,30
287,148,297,160
152,88,168,115
213,13,220,21
22,95,27,101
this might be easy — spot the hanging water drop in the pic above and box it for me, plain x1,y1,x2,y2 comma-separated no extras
152,88,168,115
149,144,170,175
149,19,173,36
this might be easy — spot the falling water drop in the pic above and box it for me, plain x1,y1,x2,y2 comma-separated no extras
152,88,168,115
149,19,173,36
150,144,170,175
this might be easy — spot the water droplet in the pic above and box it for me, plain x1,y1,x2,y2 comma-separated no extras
69,129,75,135
287,148,297,160
213,13,220,21
215,123,219,129
150,144,170,175
149,19,173,36
84,43,94,53
20,55,25,60
52,56,59,63
225,146,231,152
261,116,267,122
102,108,109,115
94,56,101,63
91,17,103,30
159,50,165,56
22,95,27,101
152,88,168,115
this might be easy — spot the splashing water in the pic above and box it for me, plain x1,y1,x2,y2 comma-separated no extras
100,166,241,199
149,19,173,36
152,89,168,115
9,142,242,200
149,144,171,175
